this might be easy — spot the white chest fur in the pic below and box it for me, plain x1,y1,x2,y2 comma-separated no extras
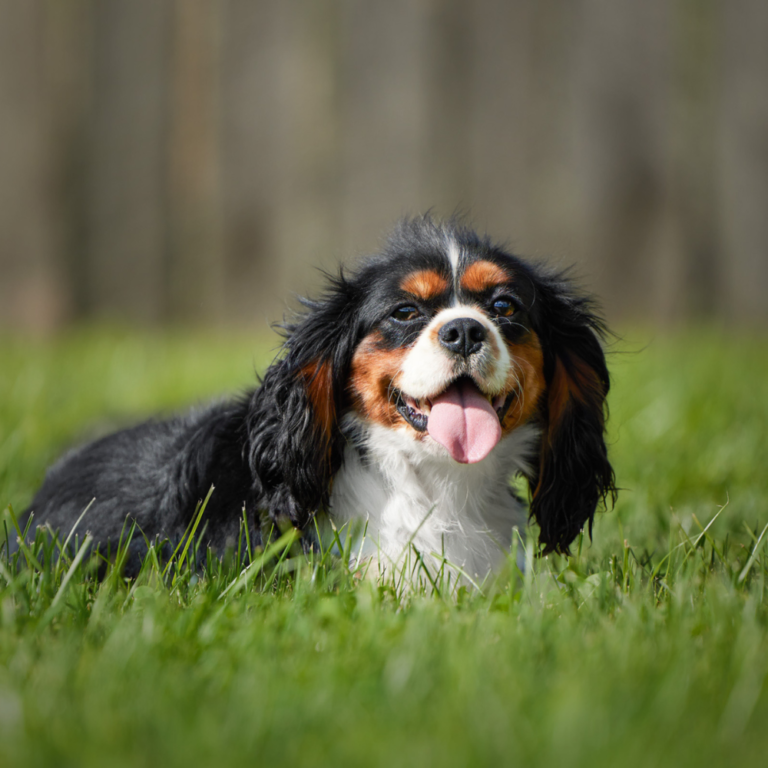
330,418,539,579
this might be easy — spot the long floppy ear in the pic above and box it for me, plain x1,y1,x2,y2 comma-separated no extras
527,271,616,554
246,273,360,530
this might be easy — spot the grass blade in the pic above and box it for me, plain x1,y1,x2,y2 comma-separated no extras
738,522,768,584
218,528,299,599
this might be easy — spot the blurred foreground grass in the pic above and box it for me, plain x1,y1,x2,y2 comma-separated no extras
1,327,767,768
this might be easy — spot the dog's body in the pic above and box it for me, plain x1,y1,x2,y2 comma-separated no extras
26,400,259,559
24,218,615,577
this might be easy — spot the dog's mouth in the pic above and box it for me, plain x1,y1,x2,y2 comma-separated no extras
394,376,518,464
394,379,517,431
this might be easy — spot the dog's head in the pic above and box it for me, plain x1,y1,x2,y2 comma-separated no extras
252,217,615,554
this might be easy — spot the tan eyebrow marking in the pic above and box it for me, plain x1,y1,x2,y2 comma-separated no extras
461,260,510,293
400,270,450,300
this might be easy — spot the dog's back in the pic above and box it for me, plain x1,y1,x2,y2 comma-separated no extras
20,399,259,563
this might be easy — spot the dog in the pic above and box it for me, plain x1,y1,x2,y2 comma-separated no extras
22,217,615,579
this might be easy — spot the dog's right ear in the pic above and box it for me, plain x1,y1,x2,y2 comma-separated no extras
246,274,361,529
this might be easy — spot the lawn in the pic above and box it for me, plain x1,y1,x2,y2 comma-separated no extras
1,327,767,767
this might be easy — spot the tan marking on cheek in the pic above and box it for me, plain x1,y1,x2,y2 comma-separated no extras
461,260,510,293
300,360,335,440
400,270,449,301
501,331,545,434
349,332,409,428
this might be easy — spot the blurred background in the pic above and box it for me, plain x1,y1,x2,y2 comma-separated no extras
1,0,767,332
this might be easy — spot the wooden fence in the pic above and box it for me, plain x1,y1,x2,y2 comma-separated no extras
1,0,767,330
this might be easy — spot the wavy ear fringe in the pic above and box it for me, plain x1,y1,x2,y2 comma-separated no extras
527,270,616,554
246,274,359,529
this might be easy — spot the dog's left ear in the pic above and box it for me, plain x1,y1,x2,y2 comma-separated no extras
526,272,616,554
247,274,360,529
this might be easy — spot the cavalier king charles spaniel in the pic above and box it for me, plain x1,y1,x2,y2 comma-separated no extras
24,218,615,578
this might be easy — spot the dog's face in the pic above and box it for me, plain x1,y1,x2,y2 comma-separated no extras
262,219,615,554
348,243,547,464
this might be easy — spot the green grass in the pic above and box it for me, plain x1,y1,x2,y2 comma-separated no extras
1,327,767,767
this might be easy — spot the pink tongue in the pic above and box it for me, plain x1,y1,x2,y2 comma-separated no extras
427,379,502,464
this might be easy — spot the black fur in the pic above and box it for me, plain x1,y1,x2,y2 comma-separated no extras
21,217,615,567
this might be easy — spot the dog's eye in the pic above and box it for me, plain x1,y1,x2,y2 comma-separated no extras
392,305,421,322
491,297,516,317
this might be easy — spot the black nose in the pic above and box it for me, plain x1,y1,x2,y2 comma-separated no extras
438,318,487,358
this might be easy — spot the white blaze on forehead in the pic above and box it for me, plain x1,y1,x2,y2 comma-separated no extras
446,238,461,282
397,305,511,400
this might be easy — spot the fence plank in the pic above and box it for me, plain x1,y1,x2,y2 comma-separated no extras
45,0,94,322
85,0,172,322
339,0,431,257
167,0,224,322
0,0,64,331
420,0,473,214
219,0,285,324
468,0,535,243
569,0,673,319
720,0,768,322
270,0,343,303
